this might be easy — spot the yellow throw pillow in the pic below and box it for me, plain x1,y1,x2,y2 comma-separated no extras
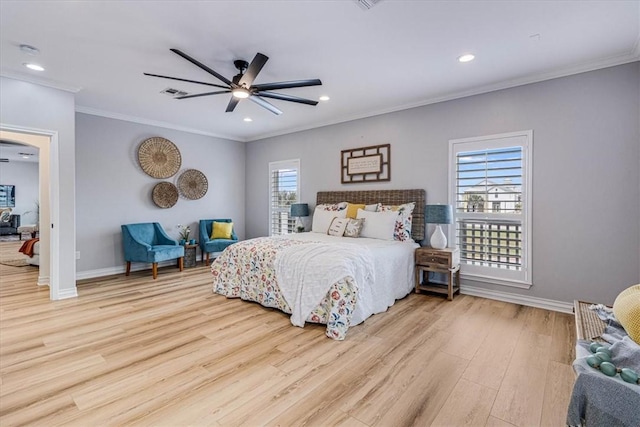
211,221,233,240
613,284,640,345
345,203,365,219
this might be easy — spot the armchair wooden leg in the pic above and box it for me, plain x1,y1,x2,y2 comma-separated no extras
125,261,131,276
178,257,184,272
152,262,158,280
205,252,210,266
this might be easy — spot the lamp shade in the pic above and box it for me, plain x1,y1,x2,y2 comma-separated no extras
290,203,309,217
425,204,452,224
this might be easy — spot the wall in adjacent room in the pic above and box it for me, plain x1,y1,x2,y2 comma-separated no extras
75,113,245,276
246,62,640,305
0,160,39,224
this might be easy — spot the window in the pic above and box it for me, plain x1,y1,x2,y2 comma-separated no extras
269,159,300,236
449,131,532,288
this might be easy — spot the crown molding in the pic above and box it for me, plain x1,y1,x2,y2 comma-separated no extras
247,52,640,142
75,106,244,142
0,71,83,93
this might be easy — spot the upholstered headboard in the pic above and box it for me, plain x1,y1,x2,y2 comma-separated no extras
316,189,426,241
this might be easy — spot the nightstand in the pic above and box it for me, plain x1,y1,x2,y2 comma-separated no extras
415,247,460,301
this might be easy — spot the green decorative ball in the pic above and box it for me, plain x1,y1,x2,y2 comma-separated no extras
620,368,639,384
595,346,612,357
600,361,617,377
595,351,612,362
587,355,602,368
589,342,601,353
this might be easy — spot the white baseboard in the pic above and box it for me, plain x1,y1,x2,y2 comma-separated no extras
54,287,78,300
460,285,573,314
37,275,49,286
76,260,179,281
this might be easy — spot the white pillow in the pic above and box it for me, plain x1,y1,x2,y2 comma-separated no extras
356,209,398,240
311,207,346,233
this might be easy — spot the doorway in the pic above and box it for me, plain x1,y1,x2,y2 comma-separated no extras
0,126,60,299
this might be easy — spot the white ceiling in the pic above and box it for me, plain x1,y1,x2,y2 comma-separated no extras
1,1,638,142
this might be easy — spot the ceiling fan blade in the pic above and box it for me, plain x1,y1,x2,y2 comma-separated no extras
226,97,240,113
238,53,268,88
176,90,230,99
249,96,283,115
143,73,229,89
254,92,319,106
170,48,233,86
251,79,322,91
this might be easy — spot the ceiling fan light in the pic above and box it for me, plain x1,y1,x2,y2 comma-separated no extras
232,88,250,99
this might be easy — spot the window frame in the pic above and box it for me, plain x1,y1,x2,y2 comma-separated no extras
448,130,533,289
268,159,300,236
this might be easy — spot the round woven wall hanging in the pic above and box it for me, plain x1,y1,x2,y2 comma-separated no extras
177,169,208,200
152,182,179,208
138,137,182,179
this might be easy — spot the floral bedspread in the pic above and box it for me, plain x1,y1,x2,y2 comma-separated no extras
211,237,358,340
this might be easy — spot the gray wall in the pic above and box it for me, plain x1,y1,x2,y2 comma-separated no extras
1,76,77,299
75,113,245,274
246,62,640,305
0,160,39,224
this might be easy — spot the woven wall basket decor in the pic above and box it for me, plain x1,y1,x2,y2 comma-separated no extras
152,182,179,208
177,169,208,200
138,137,182,179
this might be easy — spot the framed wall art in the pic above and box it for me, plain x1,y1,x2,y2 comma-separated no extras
341,143,390,184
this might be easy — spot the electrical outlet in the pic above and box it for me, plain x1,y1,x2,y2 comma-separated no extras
75,251,80,260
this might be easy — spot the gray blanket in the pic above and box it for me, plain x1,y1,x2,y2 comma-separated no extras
566,321,640,427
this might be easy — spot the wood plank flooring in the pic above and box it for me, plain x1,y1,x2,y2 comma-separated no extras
0,242,577,426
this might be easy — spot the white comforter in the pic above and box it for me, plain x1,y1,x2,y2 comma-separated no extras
274,233,418,326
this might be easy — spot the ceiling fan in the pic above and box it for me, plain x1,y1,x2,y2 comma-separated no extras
144,49,322,115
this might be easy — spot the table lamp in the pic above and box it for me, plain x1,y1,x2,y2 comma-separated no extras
425,204,452,249
290,203,309,233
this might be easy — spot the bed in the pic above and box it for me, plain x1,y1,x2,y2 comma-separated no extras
211,189,425,340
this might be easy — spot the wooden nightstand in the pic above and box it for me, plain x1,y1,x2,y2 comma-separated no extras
415,247,460,301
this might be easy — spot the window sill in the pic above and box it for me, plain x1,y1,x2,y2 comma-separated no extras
459,272,532,290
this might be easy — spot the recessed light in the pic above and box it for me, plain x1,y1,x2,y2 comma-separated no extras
458,54,475,63
243,117,253,122
23,63,45,71
319,95,330,102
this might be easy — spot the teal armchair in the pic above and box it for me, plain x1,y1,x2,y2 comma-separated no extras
199,219,238,265
121,222,185,279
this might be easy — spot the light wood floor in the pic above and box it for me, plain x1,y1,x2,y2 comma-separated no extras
0,241,576,427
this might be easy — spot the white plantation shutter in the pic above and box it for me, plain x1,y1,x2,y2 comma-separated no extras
449,131,532,287
269,159,300,236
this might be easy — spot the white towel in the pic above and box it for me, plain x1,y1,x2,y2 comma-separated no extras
275,242,374,327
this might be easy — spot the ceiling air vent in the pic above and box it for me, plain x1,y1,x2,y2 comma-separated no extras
160,87,188,97
0,159,9,163
355,0,382,10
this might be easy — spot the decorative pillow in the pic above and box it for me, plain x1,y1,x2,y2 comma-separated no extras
613,284,640,344
328,218,348,236
345,203,365,219
0,209,11,223
364,203,380,212
379,202,416,241
311,207,346,233
343,218,365,238
316,202,347,212
211,221,233,239
356,209,398,241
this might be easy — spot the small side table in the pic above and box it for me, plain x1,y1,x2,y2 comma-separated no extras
183,243,198,268
415,247,460,301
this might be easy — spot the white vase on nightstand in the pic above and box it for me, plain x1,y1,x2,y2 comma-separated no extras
430,224,447,249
